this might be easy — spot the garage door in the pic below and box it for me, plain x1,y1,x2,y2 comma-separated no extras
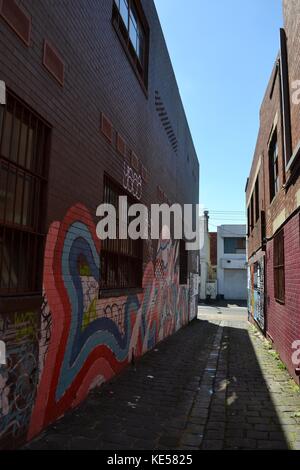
224,269,247,300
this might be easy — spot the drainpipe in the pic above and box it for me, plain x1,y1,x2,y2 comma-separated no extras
279,28,292,174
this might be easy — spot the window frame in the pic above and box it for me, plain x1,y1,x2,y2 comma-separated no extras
273,229,285,304
255,176,260,223
250,194,254,232
0,90,51,298
99,174,143,295
112,0,149,92
269,130,279,203
224,237,246,255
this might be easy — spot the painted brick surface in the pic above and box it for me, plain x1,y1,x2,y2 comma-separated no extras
0,0,199,449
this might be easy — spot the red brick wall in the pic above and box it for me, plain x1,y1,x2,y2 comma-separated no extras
247,0,300,382
266,214,300,382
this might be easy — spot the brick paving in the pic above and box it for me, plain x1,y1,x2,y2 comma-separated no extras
25,306,300,450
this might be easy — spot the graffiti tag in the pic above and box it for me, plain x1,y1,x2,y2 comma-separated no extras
123,162,142,200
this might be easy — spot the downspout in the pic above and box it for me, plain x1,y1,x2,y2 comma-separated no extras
279,28,292,176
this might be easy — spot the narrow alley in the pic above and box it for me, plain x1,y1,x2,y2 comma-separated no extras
25,305,300,451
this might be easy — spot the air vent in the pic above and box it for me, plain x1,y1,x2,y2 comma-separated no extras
155,91,178,153
43,40,64,86
0,0,31,46
101,113,113,143
116,133,126,157
141,164,149,182
131,152,139,171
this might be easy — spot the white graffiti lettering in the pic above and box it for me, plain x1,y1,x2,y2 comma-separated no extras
123,162,142,200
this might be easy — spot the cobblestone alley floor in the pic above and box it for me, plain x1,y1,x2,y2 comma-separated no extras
25,304,300,451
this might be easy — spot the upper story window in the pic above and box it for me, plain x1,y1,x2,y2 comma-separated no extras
0,91,50,295
269,131,279,202
224,237,246,255
113,0,149,89
255,176,260,223
250,193,254,232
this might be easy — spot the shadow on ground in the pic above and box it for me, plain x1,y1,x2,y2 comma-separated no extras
24,317,293,450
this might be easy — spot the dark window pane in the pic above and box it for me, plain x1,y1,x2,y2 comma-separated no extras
0,92,50,295
100,175,143,290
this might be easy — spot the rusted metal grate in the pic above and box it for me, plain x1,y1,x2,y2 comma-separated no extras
100,175,143,290
0,92,50,295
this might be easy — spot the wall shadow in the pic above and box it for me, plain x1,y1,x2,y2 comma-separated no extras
219,322,289,450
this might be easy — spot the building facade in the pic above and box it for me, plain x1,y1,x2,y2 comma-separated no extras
0,0,199,449
217,225,247,301
199,212,217,301
246,0,300,382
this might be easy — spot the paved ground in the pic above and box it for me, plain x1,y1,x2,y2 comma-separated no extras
25,304,300,450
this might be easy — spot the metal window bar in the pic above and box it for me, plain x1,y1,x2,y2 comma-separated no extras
0,92,50,295
101,175,143,290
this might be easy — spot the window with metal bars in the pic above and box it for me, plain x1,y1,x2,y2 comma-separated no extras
100,175,143,292
0,92,50,296
112,0,149,89
274,229,285,303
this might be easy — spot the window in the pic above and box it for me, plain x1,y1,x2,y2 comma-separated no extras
0,92,50,295
250,194,254,231
224,237,246,255
274,229,285,303
179,239,188,285
269,131,279,202
247,206,250,237
113,0,149,88
100,175,143,291
255,176,260,222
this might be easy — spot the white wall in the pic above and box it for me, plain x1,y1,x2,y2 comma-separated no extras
217,225,247,300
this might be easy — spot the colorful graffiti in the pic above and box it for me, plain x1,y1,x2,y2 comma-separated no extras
0,312,39,447
18,203,191,441
248,257,265,331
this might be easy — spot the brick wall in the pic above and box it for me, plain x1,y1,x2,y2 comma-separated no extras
247,0,300,381
0,0,199,448
266,215,300,382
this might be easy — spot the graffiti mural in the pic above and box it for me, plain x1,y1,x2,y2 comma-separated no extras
248,256,265,331
0,202,193,447
18,203,190,441
0,312,39,448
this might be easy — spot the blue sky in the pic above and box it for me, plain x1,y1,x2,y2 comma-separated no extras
154,0,283,230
